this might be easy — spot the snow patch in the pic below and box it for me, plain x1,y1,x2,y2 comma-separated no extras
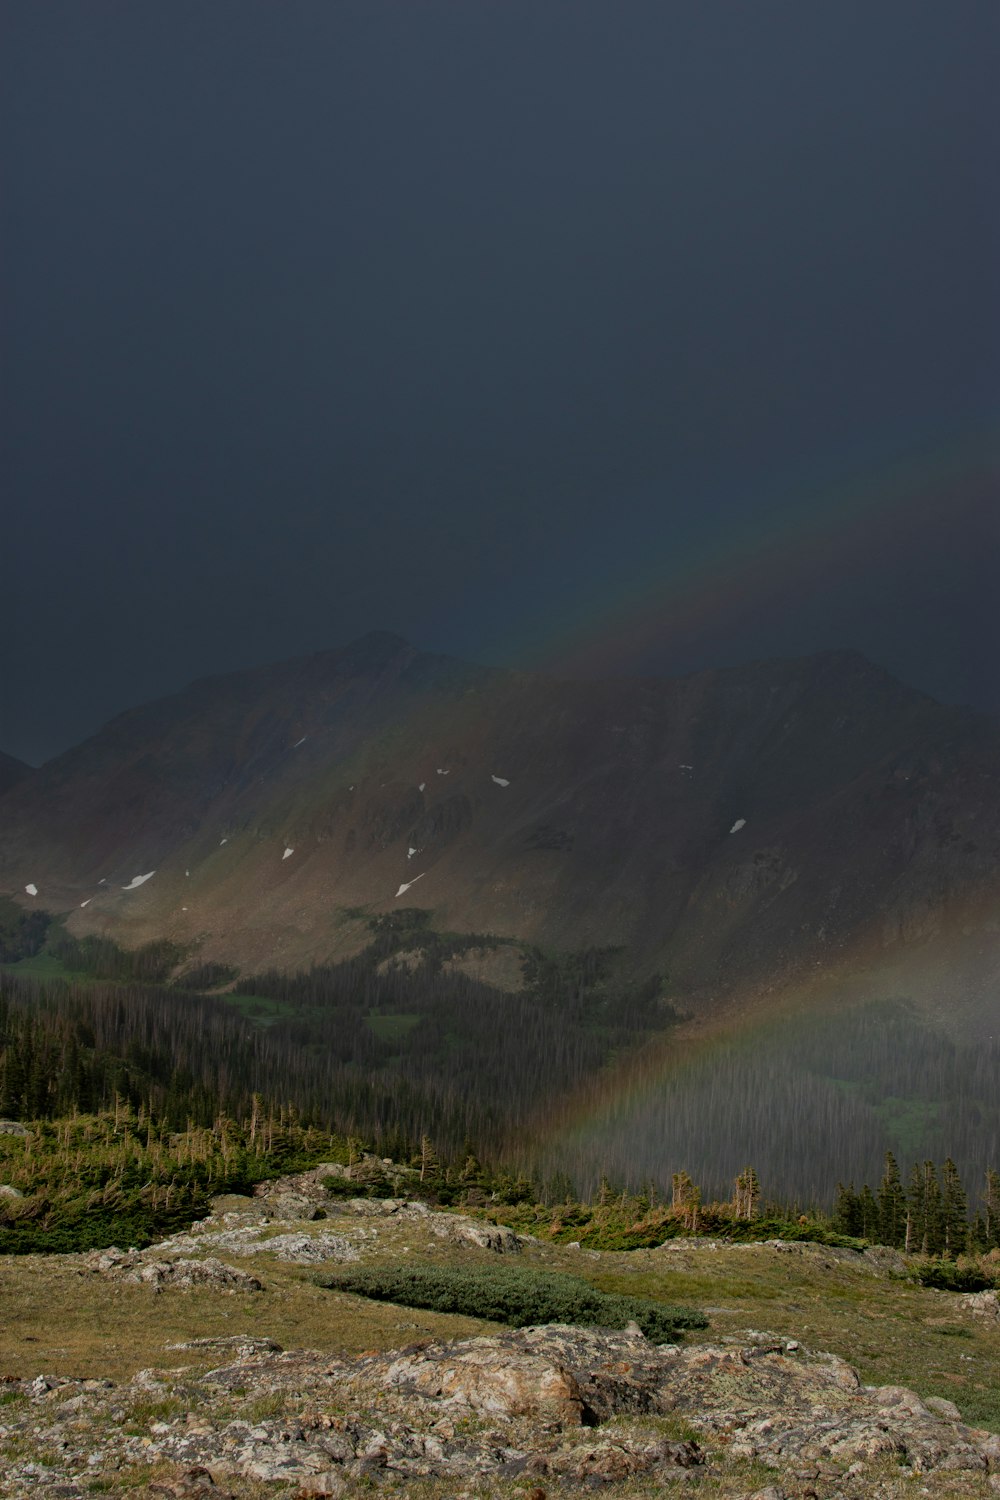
98,879,107,886
80,898,92,908
491,775,510,787
418,782,426,792
282,847,294,860
219,838,228,846
293,736,307,748
185,869,190,877
729,818,746,833
122,871,156,891
24,884,38,897
436,767,450,776
395,874,426,898
407,846,419,860
678,764,693,770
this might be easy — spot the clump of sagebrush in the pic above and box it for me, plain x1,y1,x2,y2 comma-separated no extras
320,1263,707,1342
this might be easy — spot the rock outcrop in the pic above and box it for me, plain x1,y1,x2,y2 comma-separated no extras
5,1324,999,1497
82,1247,263,1293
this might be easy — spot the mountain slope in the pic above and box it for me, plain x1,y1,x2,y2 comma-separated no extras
2,634,998,1008
0,751,32,798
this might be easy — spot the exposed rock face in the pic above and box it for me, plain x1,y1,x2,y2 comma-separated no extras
5,1325,999,1497
82,1248,263,1293
143,1166,527,1265
967,1289,1000,1321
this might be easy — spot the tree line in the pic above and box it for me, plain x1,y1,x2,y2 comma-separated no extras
833,1152,1000,1255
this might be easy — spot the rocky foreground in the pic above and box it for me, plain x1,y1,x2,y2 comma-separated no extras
3,1170,1000,1499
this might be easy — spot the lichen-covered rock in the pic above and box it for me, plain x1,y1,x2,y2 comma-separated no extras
82,1247,262,1292
967,1289,1000,1320
3,1324,998,1496
429,1213,524,1253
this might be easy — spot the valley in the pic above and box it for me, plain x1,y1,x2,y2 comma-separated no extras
2,636,999,1200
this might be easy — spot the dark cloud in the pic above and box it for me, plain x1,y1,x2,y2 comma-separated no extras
3,1,997,762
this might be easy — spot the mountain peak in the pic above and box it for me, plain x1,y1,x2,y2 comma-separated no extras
334,630,415,671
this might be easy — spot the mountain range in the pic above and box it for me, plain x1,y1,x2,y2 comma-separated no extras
2,631,999,1029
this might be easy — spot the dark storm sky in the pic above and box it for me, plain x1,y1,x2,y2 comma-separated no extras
2,1,998,765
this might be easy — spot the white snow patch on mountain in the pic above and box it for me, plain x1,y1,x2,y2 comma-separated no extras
395,874,426,898
491,775,510,787
729,818,746,833
122,871,156,890
293,736,306,748
283,847,294,860
418,782,426,792
24,884,38,897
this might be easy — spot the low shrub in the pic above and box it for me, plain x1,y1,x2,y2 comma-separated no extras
320,1263,707,1342
915,1258,998,1292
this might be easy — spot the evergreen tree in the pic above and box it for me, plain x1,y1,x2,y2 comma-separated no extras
905,1161,924,1254
858,1184,879,1241
877,1151,906,1247
940,1158,967,1256
984,1169,1000,1250
921,1160,942,1256
833,1182,861,1236
733,1166,760,1220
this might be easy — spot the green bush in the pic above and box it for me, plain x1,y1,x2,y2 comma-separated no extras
915,1258,997,1292
320,1263,707,1342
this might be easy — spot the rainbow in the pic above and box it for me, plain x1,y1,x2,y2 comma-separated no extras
502,422,997,681
513,874,1000,1201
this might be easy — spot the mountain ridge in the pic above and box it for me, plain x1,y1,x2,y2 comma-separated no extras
0,751,32,797
2,634,998,1017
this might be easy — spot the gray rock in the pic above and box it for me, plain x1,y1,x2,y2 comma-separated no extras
82,1248,262,1292
967,1289,1000,1320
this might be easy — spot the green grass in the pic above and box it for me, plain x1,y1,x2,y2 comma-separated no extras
367,1012,421,1042
0,952,82,981
218,991,296,1025
582,1245,1000,1434
872,1095,943,1159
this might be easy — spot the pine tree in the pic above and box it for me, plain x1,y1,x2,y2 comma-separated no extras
671,1170,700,1231
877,1151,906,1248
984,1169,1000,1250
921,1160,942,1256
733,1166,760,1220
940,1158,967,1257
834,1182,861,1236
905,1161,924,1254
418,1135,440,1184
858,1184,879,1241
